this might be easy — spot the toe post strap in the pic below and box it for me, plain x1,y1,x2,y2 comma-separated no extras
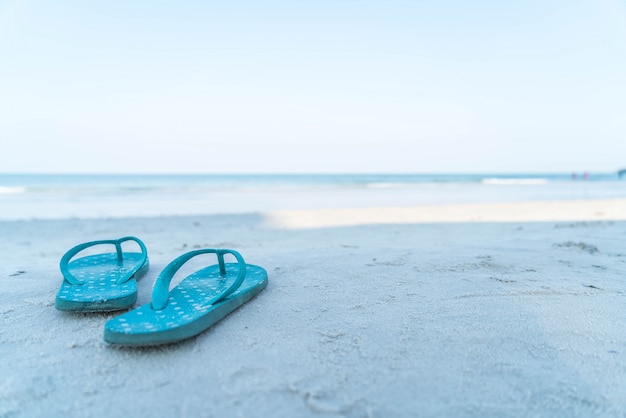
59,236,148,285
151,249,246,311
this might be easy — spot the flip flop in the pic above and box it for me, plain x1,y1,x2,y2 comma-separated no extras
104,248,268,346
55,236,149,312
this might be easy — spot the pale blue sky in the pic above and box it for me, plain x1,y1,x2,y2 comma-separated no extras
1,0,625,173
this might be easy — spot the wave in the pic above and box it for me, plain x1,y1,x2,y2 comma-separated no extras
0,186,27,194
482,178,548,186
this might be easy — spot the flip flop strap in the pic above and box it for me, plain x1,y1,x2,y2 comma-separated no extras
59,236,148,285
151,249,246,311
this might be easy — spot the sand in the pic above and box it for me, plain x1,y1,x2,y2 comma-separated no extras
1,199,625,417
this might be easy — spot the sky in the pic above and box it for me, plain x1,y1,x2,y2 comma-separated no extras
1,0,625,174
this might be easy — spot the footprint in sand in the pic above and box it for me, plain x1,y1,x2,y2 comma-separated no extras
553,241,599,254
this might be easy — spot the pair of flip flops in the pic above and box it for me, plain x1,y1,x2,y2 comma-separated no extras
55,237,268,346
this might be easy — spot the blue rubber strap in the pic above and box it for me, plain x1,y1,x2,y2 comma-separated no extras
59,236,148,285
151,249,246,310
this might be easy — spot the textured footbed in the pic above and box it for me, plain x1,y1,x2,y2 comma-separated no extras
104,263,267,346
55,253,147,312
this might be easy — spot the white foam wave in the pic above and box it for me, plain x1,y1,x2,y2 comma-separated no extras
0,186,27,194
482,178,548,186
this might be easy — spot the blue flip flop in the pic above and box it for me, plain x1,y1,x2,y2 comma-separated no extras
104,249,268,346
55,237,149,312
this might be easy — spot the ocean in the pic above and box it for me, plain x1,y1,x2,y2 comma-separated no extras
1,173,625,220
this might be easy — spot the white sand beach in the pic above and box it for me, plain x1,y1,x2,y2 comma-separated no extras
4,0,626,414
1,199,625,417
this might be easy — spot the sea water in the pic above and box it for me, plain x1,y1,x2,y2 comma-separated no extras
0,173,625,220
